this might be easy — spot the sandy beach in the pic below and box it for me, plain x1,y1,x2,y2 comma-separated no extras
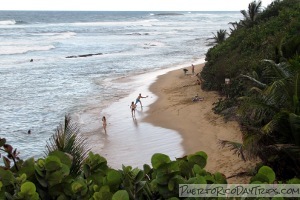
87,62,254,183
144,64,255,183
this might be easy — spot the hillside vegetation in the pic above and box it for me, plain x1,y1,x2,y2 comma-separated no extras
201,0,300,180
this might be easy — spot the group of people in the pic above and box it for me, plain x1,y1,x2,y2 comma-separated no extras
100,64,201,133
101,93,148,133
130,93,148,117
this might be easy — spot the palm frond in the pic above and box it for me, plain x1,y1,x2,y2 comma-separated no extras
260,111,289,135
262,59,290,80
238,95,277,123
219,140,246,161
45,115,90,175
249,86,263,94
206,29,227,45
264,79,289,106
289,113,300,146
240,74,267,88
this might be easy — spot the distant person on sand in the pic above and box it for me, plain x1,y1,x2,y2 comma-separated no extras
130,101,137,117
192,94,203,102
135,93,148,108
102,116,107,133
191,64,195,74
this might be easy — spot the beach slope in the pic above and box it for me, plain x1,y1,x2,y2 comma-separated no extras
144,64,255,183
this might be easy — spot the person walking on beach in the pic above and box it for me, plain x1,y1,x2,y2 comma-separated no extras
102,116,107,134
130,101,137,117
135,93,148,108
191,64,195,75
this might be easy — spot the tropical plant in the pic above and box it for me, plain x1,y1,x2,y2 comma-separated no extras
1,139,299,200
45,115,90,175
228,21,241,34
221,57,300,179
240,0,263,27
0,138,20,171
206,29,228,46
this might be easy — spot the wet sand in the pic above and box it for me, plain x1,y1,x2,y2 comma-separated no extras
144,64,255,183
87,63,194,169
87,62,255,183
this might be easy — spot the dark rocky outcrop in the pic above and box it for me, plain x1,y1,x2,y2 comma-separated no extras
66,53,103,58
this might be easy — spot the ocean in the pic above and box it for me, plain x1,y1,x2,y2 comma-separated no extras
0,11,242,165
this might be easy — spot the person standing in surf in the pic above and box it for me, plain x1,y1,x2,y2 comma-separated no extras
135,93,148,108
102,116,107,134
130,101,137,117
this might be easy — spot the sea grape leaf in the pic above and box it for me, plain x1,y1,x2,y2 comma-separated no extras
106,169,122,186
287,178,300,184
49,150,72,168
257,166,276,183
0,168,14,186
17,158,35,178
112,190,129,200
19,181,36,196
194,151,208,160
151,153,171,169
45,156,62,172
187,154,206,169
213,172,227,184
250,173,270,183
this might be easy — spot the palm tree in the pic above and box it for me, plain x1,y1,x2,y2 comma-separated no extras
45,115,90,175
221,58,300,179
228,21,241,33
206,29,227,46
240,0,263,27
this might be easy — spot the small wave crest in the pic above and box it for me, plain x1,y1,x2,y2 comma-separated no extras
0,20,16,25
49,31,76,40
0,45,55,55
72,19,159,27
0,20,28,25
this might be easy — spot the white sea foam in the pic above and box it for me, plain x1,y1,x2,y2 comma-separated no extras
71,19,159,27
0,20,16,25
33,31,76,39
0,45,55,55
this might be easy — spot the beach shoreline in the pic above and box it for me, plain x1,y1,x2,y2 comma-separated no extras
143,63,255,183
86,60,255,183
86,60,205,169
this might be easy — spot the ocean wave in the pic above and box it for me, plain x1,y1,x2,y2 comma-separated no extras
35,31,77,40
0,20,28,25
0,20,16,25
71,19,159,27
0,45,55,55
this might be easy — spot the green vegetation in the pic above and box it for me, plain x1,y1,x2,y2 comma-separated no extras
206,29,228,46
201,0,300,180
1,131,299,199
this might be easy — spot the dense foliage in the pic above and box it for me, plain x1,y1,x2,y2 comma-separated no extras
1,136,299,199
201,0,300,180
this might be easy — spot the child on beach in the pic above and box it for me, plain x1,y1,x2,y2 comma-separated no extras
130,101,137,117
135,93,148,108
102,116,107,134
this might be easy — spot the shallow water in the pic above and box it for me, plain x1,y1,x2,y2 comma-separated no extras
0,11,242,163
